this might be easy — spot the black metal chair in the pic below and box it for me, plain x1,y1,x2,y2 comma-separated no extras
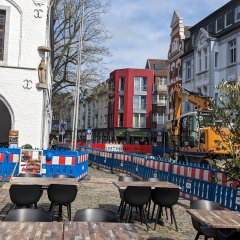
53,174,74,178
151,187,180,231
216,230,240,240
17,173,41,177
117,176,139,219
124,186,151,231
47,184,78,221
190,200,222,240
73,208,118,222
4,208,52,222
9,185,42,208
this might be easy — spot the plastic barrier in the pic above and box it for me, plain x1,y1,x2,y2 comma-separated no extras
0,148,88,182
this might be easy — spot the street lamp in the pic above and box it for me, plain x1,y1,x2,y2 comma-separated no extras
71,1,85,151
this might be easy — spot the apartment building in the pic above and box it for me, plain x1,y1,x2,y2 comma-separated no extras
181,0,240,113
145,59,168,146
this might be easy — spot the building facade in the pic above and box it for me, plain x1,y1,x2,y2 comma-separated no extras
145,59,168,146
166,11,190,130
108,68,154,144
182,0,240,112
0,0,53,148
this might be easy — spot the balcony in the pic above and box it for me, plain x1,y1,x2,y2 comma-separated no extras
152,99,166,106
152,84,167,93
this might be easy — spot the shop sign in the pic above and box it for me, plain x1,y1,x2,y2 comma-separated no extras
9,130,19,148
129,131,150,137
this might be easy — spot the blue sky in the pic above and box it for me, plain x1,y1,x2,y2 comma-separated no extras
102,0,229,72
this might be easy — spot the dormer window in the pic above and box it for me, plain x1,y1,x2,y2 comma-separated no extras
225,10,234,27
236,5,240,22
216,16,224,32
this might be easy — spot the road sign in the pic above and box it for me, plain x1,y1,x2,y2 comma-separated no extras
87,129,92,135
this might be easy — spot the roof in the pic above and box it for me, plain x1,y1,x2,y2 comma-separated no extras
145,59,168,77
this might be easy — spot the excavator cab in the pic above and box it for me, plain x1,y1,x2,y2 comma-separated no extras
179,112,199,148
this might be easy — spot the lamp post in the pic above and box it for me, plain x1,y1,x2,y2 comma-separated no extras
71,1,85,151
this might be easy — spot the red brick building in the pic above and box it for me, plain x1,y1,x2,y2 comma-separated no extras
108,68,154,144
166,11,190,130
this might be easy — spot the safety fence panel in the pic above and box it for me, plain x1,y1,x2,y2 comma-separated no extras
42,150,88,181
130,154,146,179
0,148,88,182
6,148,21,181
145,157,171,181
0,149,9,181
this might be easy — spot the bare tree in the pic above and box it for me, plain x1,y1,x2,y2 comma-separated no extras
52,0,111,95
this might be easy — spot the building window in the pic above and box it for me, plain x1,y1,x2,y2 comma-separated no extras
118,113,123,127
215,52,219,68
229,39,236,64
159,77,166,85
154,64,163,70
133,113,146,128
186,60,191,80
216,16,224,32
134,77,147,91
198,51,202,72
134,96,146,110
235,5,240,22
204,48,208,70
104,115,107,124
0,10,6,61
119,96,124,110
177,63,181,77
225,10,234,27
119,77,125,91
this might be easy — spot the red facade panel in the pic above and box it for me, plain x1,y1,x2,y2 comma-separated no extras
110,69,154,129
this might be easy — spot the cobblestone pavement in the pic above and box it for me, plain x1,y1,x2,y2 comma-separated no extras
0,167,205,240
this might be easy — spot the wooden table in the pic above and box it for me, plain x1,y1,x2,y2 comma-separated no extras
113,180,180,190
9,177,79,186
0,222,63,240
64,222,144,240
187,209,240,229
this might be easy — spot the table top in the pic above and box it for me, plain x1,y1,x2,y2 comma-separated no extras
64,222,144,240
10,177,79,186
112,180,180,190
0,222,63,240
187,209,240,229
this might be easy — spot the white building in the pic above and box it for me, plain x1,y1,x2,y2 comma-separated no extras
0,0,53,148
182,0,240,112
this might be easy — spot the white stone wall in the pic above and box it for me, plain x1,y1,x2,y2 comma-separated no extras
0,0,52,148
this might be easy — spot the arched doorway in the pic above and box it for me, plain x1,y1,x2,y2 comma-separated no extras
0,99,12,147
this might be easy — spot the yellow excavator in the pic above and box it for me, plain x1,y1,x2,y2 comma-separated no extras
170,84,229,164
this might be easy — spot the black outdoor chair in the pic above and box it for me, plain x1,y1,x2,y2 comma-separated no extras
124,186,151,231
151,187,180,231
4,208,52,222
190,200,222,240
53,174,74,178
73,208,118,222
216,230,240,240
47,184,78,221
17,173,41,177
9,185,42,208
117,176,139,219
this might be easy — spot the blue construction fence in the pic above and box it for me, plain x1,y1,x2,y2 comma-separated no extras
85,147,240,211
0,148,88,181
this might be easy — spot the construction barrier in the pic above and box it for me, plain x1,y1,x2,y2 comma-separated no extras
0,148,89,182
86,147,240,211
